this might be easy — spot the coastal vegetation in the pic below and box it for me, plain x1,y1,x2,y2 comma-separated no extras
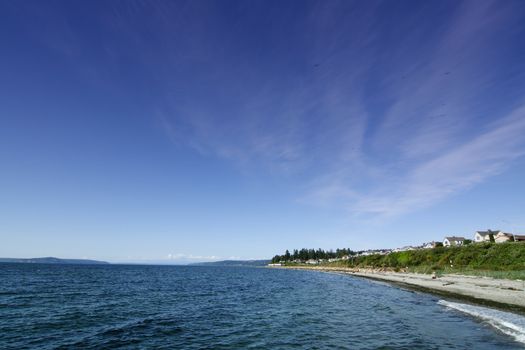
271,248,354,263
272,242,525,279
341,242,524,272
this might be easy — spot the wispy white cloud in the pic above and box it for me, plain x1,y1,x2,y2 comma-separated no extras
167,253,224,261
156,0,525,219
346,105,525,216
167,253,260,263
30,0,511,221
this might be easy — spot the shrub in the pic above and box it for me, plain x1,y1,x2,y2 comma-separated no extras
335,242,525,273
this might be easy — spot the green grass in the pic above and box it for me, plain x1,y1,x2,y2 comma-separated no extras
321,242,525,279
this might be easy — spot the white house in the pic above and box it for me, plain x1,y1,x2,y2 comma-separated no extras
422,242,437,249
474,230,499,242
495,232,514,243
443,236,466,247
392,246,416,252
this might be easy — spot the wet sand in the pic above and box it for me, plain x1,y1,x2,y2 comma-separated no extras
275,266,525,311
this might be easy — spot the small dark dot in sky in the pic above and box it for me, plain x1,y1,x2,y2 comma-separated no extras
444,71,451,75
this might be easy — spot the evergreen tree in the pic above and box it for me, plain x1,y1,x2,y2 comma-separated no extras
488,230,495,243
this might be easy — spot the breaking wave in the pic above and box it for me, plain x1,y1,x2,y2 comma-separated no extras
438,300,525,345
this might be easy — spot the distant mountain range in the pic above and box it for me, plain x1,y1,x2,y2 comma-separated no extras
191,259,270,267
0,257,109,265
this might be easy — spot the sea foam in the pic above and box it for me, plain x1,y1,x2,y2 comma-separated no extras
438,300,525,344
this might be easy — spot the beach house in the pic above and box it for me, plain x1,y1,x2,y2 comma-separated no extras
474,230,498,242
443,236,466,247
422,242,438,249
513,234,525,242
494,232,514,243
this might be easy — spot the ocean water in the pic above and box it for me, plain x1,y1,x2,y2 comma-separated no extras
0,264,524,349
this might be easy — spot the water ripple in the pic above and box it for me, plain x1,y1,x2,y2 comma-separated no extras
0,264,523,349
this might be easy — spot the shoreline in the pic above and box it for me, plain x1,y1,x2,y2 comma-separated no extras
273,266,525,313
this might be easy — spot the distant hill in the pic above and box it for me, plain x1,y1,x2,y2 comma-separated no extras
0,257,109,265
191,259,270,267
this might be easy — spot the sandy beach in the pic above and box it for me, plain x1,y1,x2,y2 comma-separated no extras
277,266,525,311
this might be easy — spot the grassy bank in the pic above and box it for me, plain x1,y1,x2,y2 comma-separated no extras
322,242,525,279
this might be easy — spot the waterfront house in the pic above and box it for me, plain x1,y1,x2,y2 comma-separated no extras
392,246,416,252
513,235,525,242
443,236,465,247
422,242,437,249
495,232,514,243
474,230,499,242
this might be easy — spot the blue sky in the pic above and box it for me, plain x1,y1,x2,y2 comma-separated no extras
2,0,525,263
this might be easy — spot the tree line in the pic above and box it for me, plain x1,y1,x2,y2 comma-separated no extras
271,248,355,263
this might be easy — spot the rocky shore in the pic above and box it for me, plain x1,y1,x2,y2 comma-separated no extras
274,266,525,312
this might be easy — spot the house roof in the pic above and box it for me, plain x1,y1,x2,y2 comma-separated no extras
445,236,466,241
476,230,501,236
495,232,513,237
513,235,525,241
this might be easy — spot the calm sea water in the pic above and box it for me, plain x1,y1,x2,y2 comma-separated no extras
0,263,524,349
